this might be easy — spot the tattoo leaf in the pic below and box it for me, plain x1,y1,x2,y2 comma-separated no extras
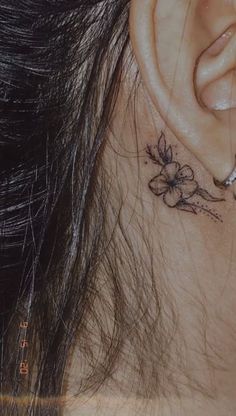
176,201,198,214
158,132,173,164
166,146,173,163
196,188,225,202
146,144,163,166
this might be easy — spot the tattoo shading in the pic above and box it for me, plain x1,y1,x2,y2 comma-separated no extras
146,132,225,223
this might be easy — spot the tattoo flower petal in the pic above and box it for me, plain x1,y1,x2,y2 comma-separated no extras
177,180,198,199
176,165,194,181
163,187,182,207
149,175,169,195
160,162,180,182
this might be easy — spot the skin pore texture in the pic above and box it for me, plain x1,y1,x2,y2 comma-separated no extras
65,1,236,415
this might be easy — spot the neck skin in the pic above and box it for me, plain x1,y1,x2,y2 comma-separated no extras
65,55,236,416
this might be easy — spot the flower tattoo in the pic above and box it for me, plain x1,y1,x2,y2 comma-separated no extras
146,132,225,223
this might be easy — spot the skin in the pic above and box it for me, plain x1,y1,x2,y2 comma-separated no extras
65,1,236,414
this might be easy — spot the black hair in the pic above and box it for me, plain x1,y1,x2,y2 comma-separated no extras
0,1,133,413
0,1,180,414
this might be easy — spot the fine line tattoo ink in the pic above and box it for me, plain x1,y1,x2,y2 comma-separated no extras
146,132,225,223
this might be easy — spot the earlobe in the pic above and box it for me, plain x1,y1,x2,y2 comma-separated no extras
129,0,236,195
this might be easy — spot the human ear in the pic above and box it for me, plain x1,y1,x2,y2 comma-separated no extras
129,0,236,191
